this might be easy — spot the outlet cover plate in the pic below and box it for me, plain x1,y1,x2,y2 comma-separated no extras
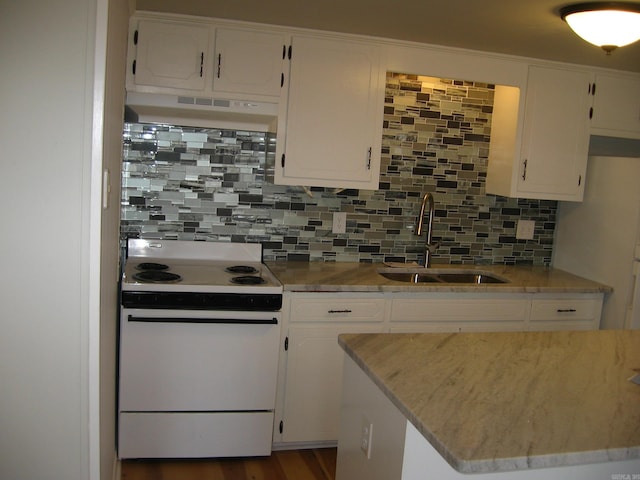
516,220,535,240
332,212,347,234
360,416,373,459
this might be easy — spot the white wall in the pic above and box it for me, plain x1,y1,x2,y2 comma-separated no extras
96,0,130,479
0,0,117,478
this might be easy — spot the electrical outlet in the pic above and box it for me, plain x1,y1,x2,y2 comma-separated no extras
332,212,347,234
360,416,373,459
516,220,535,240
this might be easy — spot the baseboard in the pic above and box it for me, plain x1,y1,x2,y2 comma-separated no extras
272,440,337,451
112,453,121,480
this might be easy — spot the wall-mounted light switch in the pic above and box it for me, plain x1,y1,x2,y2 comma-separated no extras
102,169,110,209
332,212,347,234
516,220,535,240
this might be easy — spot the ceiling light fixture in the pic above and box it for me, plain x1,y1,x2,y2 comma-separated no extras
560,2,640,54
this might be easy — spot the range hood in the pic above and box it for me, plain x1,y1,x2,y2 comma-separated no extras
124,92,279,132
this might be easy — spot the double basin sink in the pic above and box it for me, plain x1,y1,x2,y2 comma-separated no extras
378,268,509,285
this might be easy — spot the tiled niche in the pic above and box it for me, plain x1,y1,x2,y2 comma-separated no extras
121,72,556,265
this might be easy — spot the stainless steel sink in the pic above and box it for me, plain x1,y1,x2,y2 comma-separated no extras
378,268,509,284
435,273,507,284
379,272,442,283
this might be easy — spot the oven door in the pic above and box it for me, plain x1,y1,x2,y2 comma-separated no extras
119,308,281,412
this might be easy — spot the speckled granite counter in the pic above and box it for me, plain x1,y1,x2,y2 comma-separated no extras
338,330,640,474
266,261,611,293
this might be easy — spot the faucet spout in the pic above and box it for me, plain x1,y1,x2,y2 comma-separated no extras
415,193,438,267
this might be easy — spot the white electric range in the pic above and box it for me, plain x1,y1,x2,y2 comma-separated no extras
118,239,283,459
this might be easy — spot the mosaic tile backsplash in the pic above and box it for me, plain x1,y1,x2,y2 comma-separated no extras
121,73,556,265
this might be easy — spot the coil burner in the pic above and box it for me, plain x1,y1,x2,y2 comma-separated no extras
133,270,182,283
136,262,170,271
225,265,259,274
230,275,266,285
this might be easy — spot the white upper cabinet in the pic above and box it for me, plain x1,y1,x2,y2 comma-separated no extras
275,35,385,190
127,17,287,101
487,65,591,201
590,73,640,139
212,28,287,98
131,19,210,92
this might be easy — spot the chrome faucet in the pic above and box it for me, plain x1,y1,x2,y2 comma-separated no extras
415,192,439,267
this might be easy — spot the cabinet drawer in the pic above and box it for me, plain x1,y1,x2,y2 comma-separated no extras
529,298,599,321
390,298,529,323
290,297,386,322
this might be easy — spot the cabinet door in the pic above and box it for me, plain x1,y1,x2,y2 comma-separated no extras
282,296,385,443
591,74,640,139
277,35,384,189
516,66,591,200
282,323,383,443
132,20,210,91
213,28,287,98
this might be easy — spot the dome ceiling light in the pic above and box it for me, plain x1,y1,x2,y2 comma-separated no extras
560,2,640,54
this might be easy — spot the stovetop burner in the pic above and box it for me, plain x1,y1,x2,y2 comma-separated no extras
230,275,266,285
133,270,182,283
225,265,259,274
136,262,170,271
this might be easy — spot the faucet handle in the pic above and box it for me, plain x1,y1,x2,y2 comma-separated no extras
426,241,440,253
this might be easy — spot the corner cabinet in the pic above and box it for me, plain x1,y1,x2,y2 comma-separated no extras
274,35,385,190
127,17,288,101
487,65,591,201
590,73,640,140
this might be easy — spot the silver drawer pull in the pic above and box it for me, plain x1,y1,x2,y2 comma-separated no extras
556,308,577,313
328,309,352,314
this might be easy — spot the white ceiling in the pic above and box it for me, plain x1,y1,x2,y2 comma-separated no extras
135,0,640,73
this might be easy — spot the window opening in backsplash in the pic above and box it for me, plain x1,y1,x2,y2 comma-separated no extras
120,73,556,265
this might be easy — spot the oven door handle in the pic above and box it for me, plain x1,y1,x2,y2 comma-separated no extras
128,315,278,325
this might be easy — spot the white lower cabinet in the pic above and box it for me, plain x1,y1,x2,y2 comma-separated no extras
278,294,386,444
275,291,603,447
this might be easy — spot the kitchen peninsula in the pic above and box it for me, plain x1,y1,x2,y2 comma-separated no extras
336,330,640,480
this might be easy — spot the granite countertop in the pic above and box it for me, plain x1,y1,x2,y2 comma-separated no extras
266,261,612,293
338,330,640,474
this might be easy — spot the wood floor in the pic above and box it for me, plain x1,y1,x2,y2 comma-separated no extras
121,448,337,480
